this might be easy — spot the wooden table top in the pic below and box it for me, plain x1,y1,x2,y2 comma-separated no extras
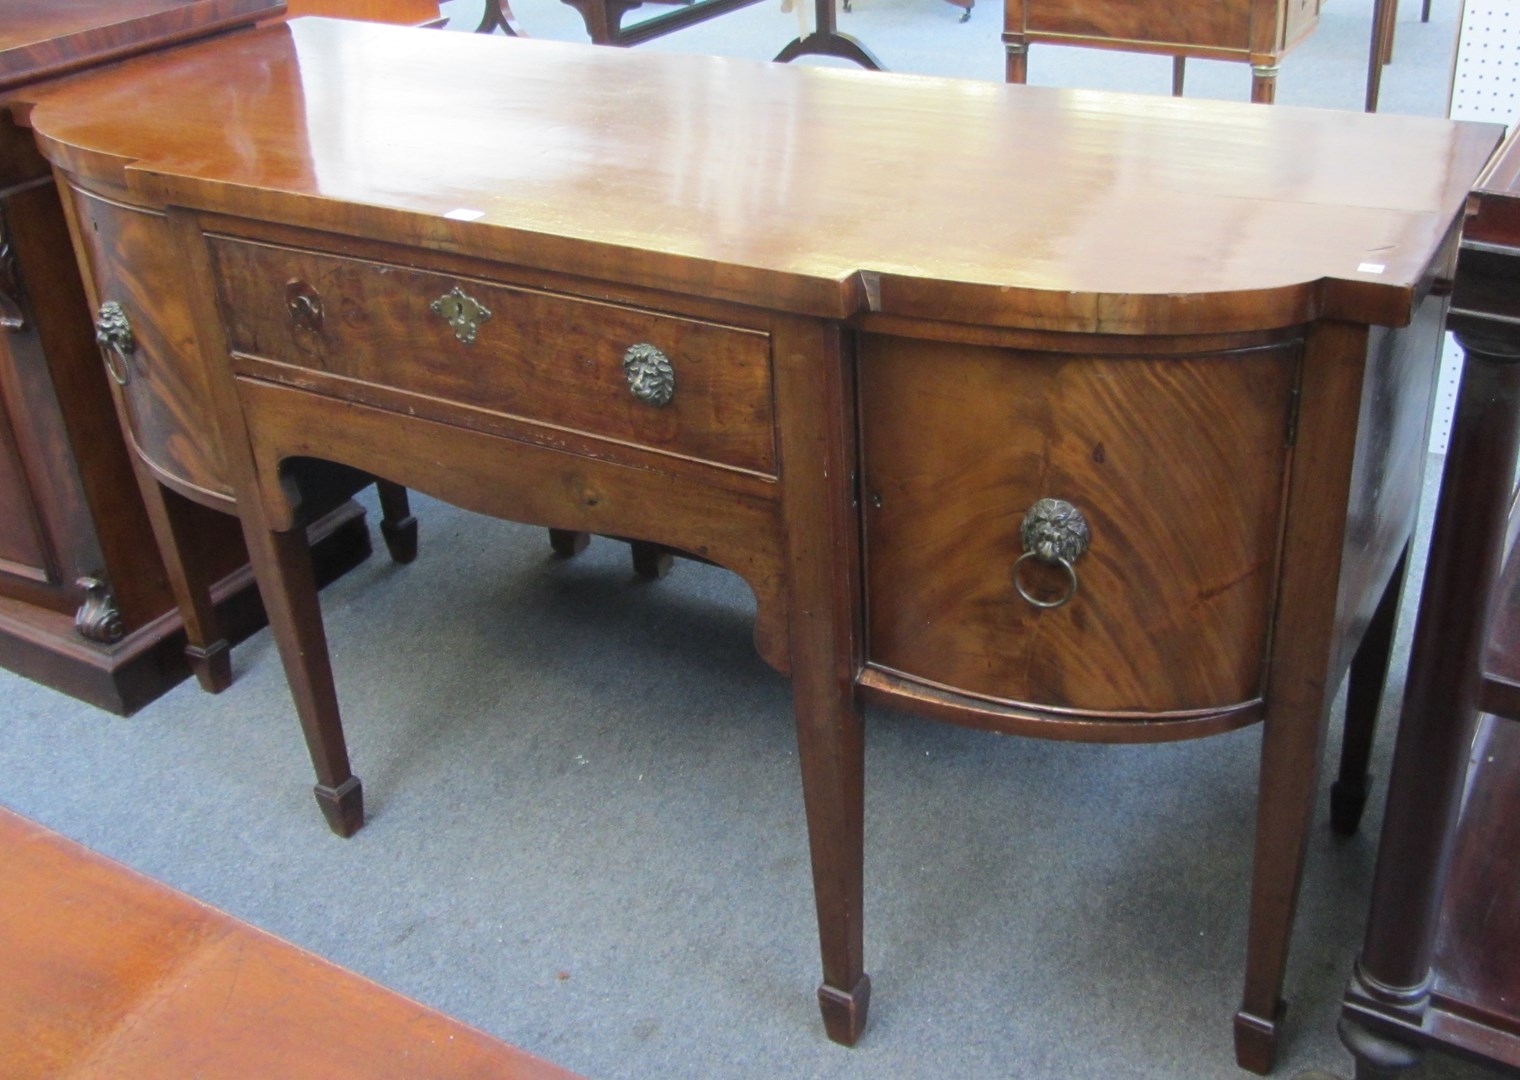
0,0,283,90
24,17,1501,334
0,805,580,1079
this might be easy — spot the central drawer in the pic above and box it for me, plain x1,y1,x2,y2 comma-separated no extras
206,236,777,476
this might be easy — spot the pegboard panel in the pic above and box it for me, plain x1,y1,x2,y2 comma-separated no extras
1435,2,1520,455
1451,0,1520,121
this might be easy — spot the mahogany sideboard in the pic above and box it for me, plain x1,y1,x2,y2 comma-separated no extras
20,20,1500,1071
1338,127,1520,1078
0,0,391,713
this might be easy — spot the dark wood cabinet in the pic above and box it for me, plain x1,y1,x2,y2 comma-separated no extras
0,0,377,713
1339,126,1520,1080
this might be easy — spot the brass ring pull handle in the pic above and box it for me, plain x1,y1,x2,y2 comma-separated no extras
94,301,136,386
622,343,675,407
430,286,492,344
1012,498,1090,609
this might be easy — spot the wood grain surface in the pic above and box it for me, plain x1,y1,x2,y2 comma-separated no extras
0,805,580,1079
0,0,282,90
209,233,779,476
860,332,1296,715
63,179,234,500
21,18,1500,335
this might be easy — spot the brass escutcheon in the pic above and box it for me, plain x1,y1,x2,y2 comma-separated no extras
430,286,492,344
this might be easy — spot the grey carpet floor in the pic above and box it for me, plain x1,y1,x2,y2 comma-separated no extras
0,1,1502,1077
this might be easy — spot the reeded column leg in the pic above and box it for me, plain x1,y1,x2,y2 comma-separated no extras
244,520,363,837
1331,547,1409,836
375,480,418,564
1003,39,1028,84
1251,64,1279,104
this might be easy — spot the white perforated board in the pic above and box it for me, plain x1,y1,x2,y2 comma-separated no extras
1452,0,1520,121
1433,0,1520,455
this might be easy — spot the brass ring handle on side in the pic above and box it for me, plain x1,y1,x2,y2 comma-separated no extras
94,301,136,386
1012,497,1090,609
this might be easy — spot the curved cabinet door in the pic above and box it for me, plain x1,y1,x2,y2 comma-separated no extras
64,181,232,503
859,332,1299,718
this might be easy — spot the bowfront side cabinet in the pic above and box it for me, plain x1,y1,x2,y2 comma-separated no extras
0,0,385,713
25,21,1500,1071
1002,0,1319,101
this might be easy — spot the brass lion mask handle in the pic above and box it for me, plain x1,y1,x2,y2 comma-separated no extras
622,343,675,407
1013,497,1090,609
94,301,136,386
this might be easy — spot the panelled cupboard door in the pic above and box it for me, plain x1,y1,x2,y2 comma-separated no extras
0,329,61,600
859,333,1298,717
0,180,104,617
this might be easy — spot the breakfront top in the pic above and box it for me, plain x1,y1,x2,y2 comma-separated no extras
24,17,1499,335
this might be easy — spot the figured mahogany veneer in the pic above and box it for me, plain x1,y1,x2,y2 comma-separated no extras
23,19,1500,1072
207,234,779,477
861,333,1295,719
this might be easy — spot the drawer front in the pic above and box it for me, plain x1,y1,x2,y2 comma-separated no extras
859,334,1297,715
208,237,777,476
67,185,231,498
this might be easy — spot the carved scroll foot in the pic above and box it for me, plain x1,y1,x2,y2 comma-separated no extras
549,529,590,558
818,974,871,1046
74,577,125,645
314,776,364,838
187,640,233,694
1234,1001,1285,1074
